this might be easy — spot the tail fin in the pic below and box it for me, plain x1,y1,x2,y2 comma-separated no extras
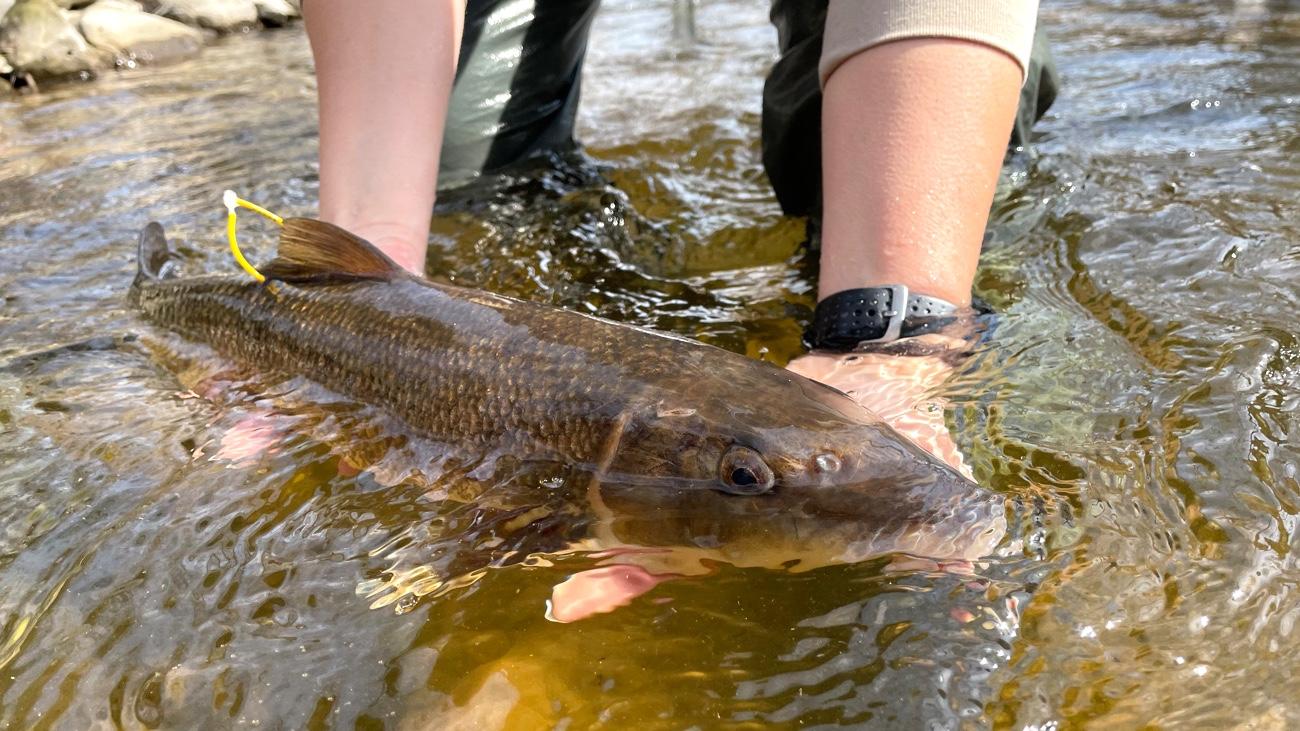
134,222,181,287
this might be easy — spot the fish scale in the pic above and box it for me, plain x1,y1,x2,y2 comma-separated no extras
133,274,642,464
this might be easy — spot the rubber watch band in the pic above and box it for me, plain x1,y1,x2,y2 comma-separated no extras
804,285,960,351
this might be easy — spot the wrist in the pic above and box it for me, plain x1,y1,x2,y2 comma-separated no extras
815,242,976,307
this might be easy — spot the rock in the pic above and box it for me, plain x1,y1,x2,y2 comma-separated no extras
0,0,13,24
80,0,202,64
0,51,11,73
252,0,295,27
0,0,108,78
144,0,256,31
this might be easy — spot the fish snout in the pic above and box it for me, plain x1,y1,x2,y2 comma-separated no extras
792,466,1007,560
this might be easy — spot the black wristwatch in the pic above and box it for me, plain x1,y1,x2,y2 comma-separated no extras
804,285,960,352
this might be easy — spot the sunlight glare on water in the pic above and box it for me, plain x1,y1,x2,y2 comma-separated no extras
1,0,1298,728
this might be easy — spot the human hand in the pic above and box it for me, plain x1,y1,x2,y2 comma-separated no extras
786,334,972,477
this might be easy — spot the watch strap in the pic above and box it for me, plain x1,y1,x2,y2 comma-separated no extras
804,285,960,351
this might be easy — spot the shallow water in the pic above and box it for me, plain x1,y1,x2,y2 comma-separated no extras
1,0,1298,728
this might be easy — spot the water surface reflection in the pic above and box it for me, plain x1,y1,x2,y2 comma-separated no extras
1,0,1297,727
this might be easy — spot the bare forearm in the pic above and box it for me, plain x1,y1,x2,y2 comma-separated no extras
818,37,1023,305
305,0,464,273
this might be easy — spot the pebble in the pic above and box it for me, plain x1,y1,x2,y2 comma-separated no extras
80,0,203,64
143,0,258,31
252,0,296,28
1,0,298,87
0,0,110,78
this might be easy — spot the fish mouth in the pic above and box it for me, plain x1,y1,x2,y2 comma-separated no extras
793,466,1008,560
589,468,1007,564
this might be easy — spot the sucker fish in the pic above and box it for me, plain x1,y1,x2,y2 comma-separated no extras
127,218,1005,570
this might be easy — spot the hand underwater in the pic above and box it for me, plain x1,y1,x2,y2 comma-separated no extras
786,334,972,478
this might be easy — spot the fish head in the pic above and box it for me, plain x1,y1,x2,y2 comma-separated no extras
593,374,1005,566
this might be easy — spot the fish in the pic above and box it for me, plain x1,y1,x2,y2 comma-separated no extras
127,218,1005,580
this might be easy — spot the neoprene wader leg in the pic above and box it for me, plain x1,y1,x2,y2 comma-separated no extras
440,0,603,188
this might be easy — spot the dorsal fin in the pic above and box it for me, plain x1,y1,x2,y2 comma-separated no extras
259,218,405,284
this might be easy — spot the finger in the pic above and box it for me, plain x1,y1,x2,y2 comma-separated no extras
546,564,675,623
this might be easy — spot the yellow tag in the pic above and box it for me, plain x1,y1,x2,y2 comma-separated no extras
223,189,284,283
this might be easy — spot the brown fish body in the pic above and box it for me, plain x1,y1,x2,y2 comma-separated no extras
129,219,1005,563
135,273,641,462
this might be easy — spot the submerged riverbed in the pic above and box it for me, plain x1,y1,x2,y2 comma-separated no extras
2,1,1298,728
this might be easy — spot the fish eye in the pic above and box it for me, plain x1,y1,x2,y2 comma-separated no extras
814,453,841,474
717,446,775,496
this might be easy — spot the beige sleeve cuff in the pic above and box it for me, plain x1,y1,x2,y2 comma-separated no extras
819,0,1040,88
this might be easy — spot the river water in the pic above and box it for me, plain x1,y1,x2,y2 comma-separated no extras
1,1,1298,728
